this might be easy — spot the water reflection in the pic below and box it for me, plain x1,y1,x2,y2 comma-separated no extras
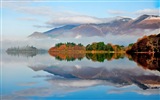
3,76,159,100
130,53,160,71
6,49,47,57
51,52,85,61
50,52,125,62
49,52,160,72
86,53,125,62
2,51,160,100
29,65,160,90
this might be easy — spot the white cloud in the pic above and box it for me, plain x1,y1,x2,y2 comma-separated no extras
13,6,54,16
18,17,38,21
46,15,105,26
75,34,82,39
107,10,126,15
2,2,159,28
107,9,159,18
134,9,159,16
33,25,53,28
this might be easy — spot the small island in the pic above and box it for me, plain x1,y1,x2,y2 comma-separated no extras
48,42,126,61
6,46,46,57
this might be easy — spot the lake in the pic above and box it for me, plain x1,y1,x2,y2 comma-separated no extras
1,51,160,100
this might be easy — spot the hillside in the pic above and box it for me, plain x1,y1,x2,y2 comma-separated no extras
127,34,160,53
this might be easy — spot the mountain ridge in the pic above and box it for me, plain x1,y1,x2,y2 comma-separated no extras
29,14,160,38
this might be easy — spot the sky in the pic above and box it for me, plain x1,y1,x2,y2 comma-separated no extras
1,0,160,39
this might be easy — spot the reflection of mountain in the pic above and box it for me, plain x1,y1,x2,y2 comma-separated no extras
6,46,47,57
130,53,160,71
29,65,160,90
29,15,160,38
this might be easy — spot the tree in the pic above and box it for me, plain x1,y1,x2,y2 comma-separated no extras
78,43,83,47
86,44,92,50
128,43,134,47
91,43,97,50
97,42,105,50
105,43,114,51
55,43,64,47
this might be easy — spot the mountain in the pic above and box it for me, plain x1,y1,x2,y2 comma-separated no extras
28,32,48,38
29,15,160,38
43,25,78,37
128,15,160,29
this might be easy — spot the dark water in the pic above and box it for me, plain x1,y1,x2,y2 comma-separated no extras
1,51,160,100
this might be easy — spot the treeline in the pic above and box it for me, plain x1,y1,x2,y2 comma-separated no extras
55,42,83,47
51,42,126,52
6,45,38,52
86,42,125,52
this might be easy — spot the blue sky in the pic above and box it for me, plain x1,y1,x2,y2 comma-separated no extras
1,0,159,39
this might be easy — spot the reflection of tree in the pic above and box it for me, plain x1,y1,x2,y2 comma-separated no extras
130,53,160,71
51,52,125,62
50,52,85,61
86,53,125,62
6,51,38,57
6,46,47,57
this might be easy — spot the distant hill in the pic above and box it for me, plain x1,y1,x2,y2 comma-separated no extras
29,14,160,38
28,32,48,38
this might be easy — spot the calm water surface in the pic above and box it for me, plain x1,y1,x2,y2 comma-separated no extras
1,51,160,100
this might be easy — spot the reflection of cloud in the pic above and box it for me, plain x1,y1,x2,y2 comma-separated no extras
47,79,106,88
2,78,106,99
2,77,160,100
75,65,81,69
108,86,160,95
